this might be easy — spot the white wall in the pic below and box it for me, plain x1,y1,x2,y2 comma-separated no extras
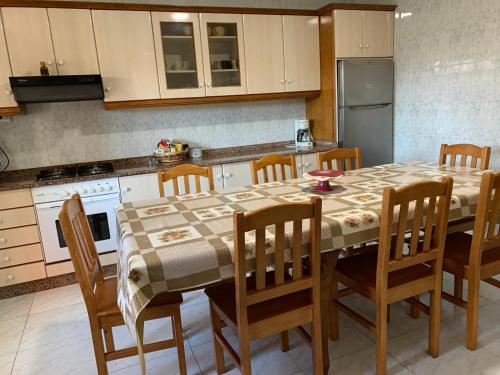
394,0,500,169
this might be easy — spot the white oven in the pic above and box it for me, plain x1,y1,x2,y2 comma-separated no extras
32,178,120,264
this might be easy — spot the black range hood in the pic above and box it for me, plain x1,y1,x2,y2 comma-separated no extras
9,75,104,104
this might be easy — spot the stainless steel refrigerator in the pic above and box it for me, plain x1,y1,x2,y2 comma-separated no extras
337,59,394,167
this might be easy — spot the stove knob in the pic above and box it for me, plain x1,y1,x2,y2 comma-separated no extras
98,186,105,192
90,188,97,193
63,191,71,196
81,189,88,194
71,190,79,195
107,186,114,191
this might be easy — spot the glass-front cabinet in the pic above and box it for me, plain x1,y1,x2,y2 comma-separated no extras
152,12,206,98
200,13,247,96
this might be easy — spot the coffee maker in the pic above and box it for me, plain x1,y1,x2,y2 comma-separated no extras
295,119,314,148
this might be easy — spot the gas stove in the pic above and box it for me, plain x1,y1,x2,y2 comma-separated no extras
36,163,114,181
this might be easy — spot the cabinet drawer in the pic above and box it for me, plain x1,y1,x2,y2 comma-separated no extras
0,244,44,269
0,225,40,249
0,189,33,210
0,207,37,230
0,261,46,287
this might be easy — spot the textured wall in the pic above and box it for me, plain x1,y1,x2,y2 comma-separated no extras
394,0,500,168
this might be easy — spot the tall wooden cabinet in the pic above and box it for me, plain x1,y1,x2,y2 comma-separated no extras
92,10,160,102
0,18,16,109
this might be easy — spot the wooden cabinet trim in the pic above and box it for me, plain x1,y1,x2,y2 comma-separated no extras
0,189,33,210
0,106,22,116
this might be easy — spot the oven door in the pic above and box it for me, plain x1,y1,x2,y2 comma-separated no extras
36,193,120,264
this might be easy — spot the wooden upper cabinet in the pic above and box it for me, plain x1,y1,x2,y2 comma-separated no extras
363,11,392,57
152,12,206,99
334,10,363,58
334,10,394,58
1,7,57,76
0,17,16,108
243,14,285,95
283,15,320,92
199,13,247,96
47,9,99,75
92,10,160,102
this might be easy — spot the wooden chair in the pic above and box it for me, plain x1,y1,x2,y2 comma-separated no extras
441,172,500,350
439,144,491,233
157,163,214,197
59,194,187,375
250,153,297,184
316,147,362,171
204,197,323,374
331,178,453,375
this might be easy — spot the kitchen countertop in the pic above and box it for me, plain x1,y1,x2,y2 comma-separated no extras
0,141,336,192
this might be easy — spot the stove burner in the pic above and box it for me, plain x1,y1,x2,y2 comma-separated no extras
77,163,114,177
36,167,77,181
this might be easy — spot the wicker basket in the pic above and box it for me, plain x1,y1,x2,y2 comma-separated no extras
154,151,187,164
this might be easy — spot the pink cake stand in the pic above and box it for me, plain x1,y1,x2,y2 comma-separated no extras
303,170,344,192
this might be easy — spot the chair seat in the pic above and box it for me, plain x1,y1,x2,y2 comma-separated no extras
96,277,183,321
335,246,434,293
205,273,311,326
444,232,500,269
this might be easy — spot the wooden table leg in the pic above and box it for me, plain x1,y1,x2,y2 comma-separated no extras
135,315,147,375
320,250,340,375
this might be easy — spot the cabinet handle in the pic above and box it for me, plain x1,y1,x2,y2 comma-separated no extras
47,60,54,65
280,80,285,85
287,79,293,84
216,174,222,180
0,218,3,224
0,238,6,244
105,87,111,92
7,274,14,281
206,82,211,87
3,256,11,262
122,187,131,193
199,84,205,88
365,44,370,49
57,60,65,65
358,44,363,49
5,90,12,95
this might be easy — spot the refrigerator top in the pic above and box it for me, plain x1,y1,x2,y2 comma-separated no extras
338,59,394,107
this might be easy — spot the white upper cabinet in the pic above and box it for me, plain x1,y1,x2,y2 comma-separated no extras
0,18,16,108
334,10,363,58
152,12,206,99
283,15,320,92
199,13,247,96
1,7,57,76
243,14,285,94
92,10,160,102
47,9,99,75
335,10,394,58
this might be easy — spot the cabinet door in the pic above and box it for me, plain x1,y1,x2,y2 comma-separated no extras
283,15,320,92
2,7,57,76
152,12,206,98
213,165,224,190
243,14,285,94
301,153,317,173
200,13,247,96
0,18,16,108
47,9,99,75
160,173,217,196
363,11,391,57
119,174,160,203
92,10,160,102
222,162,253,188
334,10,363,58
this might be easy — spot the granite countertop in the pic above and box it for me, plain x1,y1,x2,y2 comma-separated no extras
0,141,337,191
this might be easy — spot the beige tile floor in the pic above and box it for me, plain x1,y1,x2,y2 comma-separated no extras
1,274,500,375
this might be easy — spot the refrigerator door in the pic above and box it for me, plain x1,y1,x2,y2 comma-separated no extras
340,104,393,167
339,59,393,107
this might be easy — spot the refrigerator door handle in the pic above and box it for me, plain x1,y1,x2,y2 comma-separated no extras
344,103,392,111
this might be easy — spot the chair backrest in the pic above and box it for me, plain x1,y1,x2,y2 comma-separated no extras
59,194,104,316
377,177,453,287
157,164,214,197
470,172,500,264
439,144,491,170
250,154,298,184
232,197,322,322
316,147,362,171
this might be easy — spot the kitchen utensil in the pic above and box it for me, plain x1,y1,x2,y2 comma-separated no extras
213,26,225,36
295,119,314,148
303,170,343,192
221,60,232,69
182,25,193,36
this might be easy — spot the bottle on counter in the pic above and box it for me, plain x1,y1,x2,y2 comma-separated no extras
40,61,49,76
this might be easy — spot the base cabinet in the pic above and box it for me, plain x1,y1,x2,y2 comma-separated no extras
119,173,160,202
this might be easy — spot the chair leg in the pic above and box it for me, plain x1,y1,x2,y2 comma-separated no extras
387,304,391,322
279,331,289,352
239,337,252,375
172,307,187,375
90,323,108,375
311,305,324,375
466,276,480,351
135,318,147,375
454,275,464,300
376,301,388,375
428,289,441,357
410,295,420,319
208,302,225,374
329,277,340,340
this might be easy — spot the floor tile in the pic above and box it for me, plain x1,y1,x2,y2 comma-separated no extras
181,301,213,348
0,316,28,356
0,353,16,375
12,335,96,375
30,284,84,314
182,289,208,308
19,302,90,351
0,294,34,321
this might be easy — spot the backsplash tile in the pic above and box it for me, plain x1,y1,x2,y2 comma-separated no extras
394,0,500,169
0,99,305,170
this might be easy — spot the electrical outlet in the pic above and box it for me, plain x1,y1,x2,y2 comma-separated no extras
0,116,12,123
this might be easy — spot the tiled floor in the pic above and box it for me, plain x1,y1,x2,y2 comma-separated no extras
1,274,500,375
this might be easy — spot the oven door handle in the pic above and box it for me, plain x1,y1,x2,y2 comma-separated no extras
35,193,120,209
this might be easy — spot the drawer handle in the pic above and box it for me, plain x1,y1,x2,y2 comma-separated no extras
0,219,3,224
0,238,6,244
7,274,14,281
3,256,11,262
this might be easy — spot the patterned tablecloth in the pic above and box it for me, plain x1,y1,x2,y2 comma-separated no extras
115,162,486,332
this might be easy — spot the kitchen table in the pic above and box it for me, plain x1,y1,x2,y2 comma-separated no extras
115,162,486,374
